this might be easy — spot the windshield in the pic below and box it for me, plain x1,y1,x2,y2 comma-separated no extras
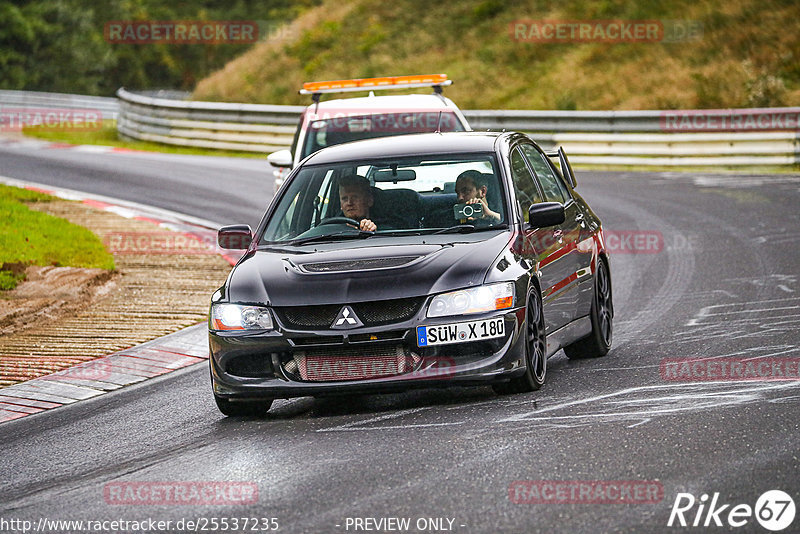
301,111,465,158
261,153,506,245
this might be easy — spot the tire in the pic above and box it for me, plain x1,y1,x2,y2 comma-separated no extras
564,257,613,359
214,394,273,417
493,288,547,394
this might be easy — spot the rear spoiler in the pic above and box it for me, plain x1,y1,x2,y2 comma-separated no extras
546,147,577,188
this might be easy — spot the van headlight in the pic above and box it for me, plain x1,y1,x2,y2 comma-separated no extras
210,304,274,331
427,282,515,317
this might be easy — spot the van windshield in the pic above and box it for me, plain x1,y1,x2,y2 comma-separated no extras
261,153,506,245
301,111,465,159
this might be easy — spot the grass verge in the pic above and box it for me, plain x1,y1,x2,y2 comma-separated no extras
0,185,115,290
21,120,266,159
193,0,800,111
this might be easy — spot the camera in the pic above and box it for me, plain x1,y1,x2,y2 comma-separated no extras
454,202,483,219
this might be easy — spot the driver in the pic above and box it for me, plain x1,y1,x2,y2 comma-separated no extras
338,174,378,231
455,170,501,223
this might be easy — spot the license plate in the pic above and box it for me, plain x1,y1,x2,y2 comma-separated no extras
417,318,504,347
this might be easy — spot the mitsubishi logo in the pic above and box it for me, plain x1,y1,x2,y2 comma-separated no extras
332,306,363,329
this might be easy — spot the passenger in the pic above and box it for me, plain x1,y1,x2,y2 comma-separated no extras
337,174,378,231
454,170,501,224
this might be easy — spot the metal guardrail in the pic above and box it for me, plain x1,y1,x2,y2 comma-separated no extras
531,131,800,167
117,88,303,152
0,89,119,120
464,109,672,132
2,89,797,166
116,88,800,166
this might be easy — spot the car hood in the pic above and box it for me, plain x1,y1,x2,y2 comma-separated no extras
225,232,512,306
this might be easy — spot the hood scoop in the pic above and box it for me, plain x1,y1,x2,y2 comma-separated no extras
298,255,423,273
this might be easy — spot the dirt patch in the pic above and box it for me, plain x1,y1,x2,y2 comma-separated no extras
0,265,118,336
0,199,232,387
1,262,28,278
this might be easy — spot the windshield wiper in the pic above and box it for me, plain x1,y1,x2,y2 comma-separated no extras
375,229,425,236
433,224,476,234
429,223,509,235
284,230,374,246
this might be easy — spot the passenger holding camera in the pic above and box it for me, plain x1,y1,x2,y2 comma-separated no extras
454,170,501,224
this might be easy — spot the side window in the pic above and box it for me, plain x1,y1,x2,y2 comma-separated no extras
510,147,543,222
520,144,570,204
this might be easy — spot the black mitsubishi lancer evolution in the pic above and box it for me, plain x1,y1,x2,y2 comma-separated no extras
209,131,613,416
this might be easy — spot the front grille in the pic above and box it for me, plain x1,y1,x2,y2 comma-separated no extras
301,256,420,272
349,330,405,343
279,304,340,328
291,335,343,346
283,345,421,382
225,354,273,378
360,298,423,324
275,297,424,329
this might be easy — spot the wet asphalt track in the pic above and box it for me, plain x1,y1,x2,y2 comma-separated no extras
0,143,799,533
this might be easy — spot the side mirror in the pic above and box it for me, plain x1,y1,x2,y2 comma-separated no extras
218,225,252,250
267,149,293,168
546,147,577,188
528,202,565,228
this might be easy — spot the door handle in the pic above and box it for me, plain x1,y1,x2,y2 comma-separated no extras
553,229,563,244
575,213,586,227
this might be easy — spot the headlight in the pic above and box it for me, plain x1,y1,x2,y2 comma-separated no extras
427,282,515,317
210,304,274,331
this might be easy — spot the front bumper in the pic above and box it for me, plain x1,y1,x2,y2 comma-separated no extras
209,306,528,399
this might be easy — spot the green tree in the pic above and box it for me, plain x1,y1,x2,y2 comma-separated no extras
0,0,318,95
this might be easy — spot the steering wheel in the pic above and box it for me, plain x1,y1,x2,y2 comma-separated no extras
318,217,360,227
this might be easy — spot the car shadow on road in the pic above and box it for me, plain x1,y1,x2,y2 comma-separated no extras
212,353,589,423
214,385,500,422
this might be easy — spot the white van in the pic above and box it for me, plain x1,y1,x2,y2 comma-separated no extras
267,74,471,191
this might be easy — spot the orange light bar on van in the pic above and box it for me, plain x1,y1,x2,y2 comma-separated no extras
300,74,451,94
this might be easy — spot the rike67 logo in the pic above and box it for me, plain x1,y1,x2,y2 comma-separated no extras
668,490,795,531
